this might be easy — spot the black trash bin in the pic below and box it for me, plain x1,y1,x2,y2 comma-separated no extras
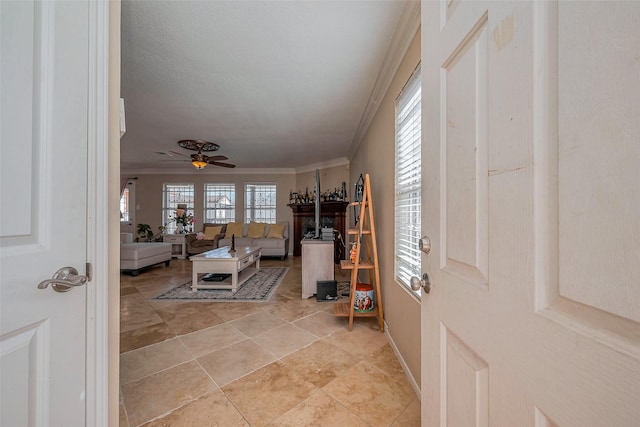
316,280,337,302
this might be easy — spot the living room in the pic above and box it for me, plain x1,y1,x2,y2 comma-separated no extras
3,0,638,425
118,1,422,425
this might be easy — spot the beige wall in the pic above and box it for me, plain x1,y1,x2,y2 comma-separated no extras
127,172,297,251
349,29,421,385
126,167,352,253
295,164,350,201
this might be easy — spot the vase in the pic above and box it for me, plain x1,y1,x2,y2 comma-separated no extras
176,224,184,234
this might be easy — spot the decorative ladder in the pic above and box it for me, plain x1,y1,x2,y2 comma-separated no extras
334,173,384,331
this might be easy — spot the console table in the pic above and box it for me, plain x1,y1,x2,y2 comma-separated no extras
288,201,348,262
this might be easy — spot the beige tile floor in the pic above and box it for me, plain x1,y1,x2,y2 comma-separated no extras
119,256,420,427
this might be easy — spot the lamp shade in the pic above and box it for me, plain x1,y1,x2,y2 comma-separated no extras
192,160,207,169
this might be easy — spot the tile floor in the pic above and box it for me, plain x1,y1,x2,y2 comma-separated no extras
119,256,421,426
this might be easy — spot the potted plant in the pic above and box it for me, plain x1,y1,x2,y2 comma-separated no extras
170,207,195,233
150,226,166,242
136,223,154,242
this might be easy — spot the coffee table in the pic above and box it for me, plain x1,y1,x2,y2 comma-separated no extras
190,246,262,292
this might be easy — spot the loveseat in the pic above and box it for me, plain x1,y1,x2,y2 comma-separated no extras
187,221,289,259
185,222,224,255
120,233,172,276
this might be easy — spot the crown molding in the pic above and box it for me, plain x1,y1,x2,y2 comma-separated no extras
295,157,350,174
348,0,420,160
121,156,350,176
120,167,297,175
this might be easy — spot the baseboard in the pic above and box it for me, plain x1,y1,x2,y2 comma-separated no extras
384,320,421,400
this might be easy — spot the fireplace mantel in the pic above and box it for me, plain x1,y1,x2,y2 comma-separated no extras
288,201,348,262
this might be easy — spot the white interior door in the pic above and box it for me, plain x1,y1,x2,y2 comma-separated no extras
1,1,97,425
421,1,640,425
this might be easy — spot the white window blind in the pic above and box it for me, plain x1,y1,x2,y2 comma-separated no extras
244,183,276,223
204,183,236,223
394,65,421,294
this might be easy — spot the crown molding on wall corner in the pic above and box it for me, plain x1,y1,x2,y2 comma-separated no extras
347,0,421,160
295,157,350,174
120,167,297,175
122,157,350,176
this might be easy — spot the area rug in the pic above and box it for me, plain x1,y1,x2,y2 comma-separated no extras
152,267,288,302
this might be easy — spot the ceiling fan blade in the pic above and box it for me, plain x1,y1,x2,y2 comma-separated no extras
204,155,228,161
208,161,236,168
167,150,190,158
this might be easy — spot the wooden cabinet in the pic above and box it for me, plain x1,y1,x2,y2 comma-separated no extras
288,201,348,263
301,239,334,299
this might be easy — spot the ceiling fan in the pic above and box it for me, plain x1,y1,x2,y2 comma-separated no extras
169,139,236,170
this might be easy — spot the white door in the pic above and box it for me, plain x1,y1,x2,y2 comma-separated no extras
1,1,108,425
421,1,640,426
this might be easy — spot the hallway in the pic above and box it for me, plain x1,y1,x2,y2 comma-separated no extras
119,256,420,426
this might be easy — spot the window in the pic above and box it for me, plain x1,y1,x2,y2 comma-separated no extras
162,183,194,233
120,179,135,223
244,183,276,223
204,183,236,223
120,187,130,222
394,64,421,294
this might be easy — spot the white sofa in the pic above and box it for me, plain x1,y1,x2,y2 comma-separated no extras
217,221,289,260
120,233,172,276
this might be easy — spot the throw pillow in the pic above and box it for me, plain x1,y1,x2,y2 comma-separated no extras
225,222,244,238
266,223,285,238
196,232,206,240
247,221,267,238
204,226,222,240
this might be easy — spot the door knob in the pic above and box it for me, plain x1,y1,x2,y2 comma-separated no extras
37,267,89,293
410,273,431,293
419,236,431,254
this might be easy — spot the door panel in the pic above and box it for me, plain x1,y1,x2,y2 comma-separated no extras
422,1,640,426
442,13,489,285
555,2,640,322
1,1,89,424
443,326,489,427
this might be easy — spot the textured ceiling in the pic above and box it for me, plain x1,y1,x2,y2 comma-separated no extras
120,0,408,172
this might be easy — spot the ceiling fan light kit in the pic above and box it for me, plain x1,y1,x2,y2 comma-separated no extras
174,139,236,170
192,160,208,169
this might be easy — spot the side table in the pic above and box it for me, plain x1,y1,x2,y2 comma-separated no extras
162,234,188,259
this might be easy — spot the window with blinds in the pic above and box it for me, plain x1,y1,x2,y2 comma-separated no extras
244,183,276,223
394,64,421,295
162,183,194,233
120,187,130,222
204,183,235,223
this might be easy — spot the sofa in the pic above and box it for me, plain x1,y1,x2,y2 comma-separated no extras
120,233,172,276
185,223,226,255
187,221,289,259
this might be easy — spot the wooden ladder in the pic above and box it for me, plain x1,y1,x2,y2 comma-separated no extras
334,173,384,331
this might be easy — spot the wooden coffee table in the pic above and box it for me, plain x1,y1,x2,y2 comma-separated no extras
190,246,261,292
